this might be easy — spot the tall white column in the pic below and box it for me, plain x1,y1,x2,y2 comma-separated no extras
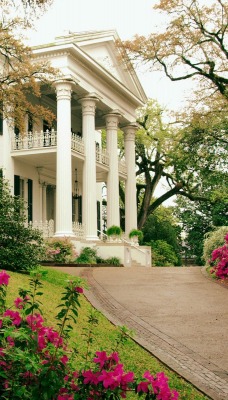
42,184,47,222
123,124,138,236
105,113,120,228
79,97,99,241
2,111,14,193
54,81,74,237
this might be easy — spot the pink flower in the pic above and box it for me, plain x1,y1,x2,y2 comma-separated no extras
0,270,10,286
60,355,69,365
75,286,83,293
7,336,15,347
26,313,44,331
82,369,99,385
3,310,22,326
137,380,149,393
93,351,109,368
14,297,24,309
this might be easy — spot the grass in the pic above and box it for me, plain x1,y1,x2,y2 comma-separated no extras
5,267,209,400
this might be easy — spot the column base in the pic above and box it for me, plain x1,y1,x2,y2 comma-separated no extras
85,235,99,241
54,231,75,238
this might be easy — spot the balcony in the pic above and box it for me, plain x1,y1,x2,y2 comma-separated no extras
11,131,126,175
11,130,57,150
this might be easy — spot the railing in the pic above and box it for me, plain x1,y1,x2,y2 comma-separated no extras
28,219,55,238
96,148,109,166
12,130,57,150
72,222,85,238
97,230,151,267
118,159,127,174
71,134,84,155
28,219,84,239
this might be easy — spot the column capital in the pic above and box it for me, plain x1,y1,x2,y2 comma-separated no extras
54,80,73,101
122,123,139,141
105,113,121,130
79,96,99,116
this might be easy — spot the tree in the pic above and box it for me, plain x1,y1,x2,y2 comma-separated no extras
0,177,45,271
142,205,182,265
119,99,225,230
174,196,228,264
119,0,228,100
0,0,56,131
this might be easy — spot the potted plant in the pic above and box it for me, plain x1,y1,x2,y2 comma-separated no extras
129,229,143,245
106,225,122,242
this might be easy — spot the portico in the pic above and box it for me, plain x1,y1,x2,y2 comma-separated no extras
1,29,148,246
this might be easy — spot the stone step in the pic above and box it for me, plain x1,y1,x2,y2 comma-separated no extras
131,259,144,267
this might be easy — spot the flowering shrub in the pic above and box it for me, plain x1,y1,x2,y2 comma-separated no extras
209,233,228,279
0,269,179,399
44,238,78,264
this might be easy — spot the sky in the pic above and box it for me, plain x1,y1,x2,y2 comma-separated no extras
26,0,193,113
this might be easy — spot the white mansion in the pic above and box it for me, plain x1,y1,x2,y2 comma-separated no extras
0,30,151,267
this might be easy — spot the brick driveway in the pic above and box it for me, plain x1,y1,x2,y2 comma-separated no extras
55,266,228,400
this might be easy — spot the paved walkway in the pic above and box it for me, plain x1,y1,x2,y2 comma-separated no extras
54,266,228,400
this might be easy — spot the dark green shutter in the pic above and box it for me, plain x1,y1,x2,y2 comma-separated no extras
78,195,82,224
14,175,20,196
28,179,33,222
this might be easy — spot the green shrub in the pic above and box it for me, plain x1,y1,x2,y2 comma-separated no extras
45,237,76,264
129,229,143,241
203,226,228,265
75,247,97,264
106,225,122,237
148,240,179,266
0,178,44,272
105,257,121,266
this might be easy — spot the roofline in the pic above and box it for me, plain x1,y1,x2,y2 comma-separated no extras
32,39,147,106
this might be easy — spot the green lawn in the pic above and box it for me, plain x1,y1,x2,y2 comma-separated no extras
5,267,209,400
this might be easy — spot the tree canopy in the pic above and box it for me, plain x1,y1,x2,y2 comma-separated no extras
119,0,228,100
0,0,56,130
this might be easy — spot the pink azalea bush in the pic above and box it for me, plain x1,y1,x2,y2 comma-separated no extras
210,233,228,279
0,269,179,399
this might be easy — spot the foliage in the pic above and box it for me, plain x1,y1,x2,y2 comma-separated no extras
44,238,77,264
106,225,122,237
142,206,182,265
103,257,121,266
0,177,44,272
76,247,121,266
174,197,228,265
0,0,56,131
118,99,226,231
203,226,228,265
117,1,227,229
4,269,210,400
209,233,228,279
129,229,143,241
75,246,98,264
148,240,179,267
119,0,228,100
0,269,179,399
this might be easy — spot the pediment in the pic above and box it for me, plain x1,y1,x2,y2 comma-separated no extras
56,30,147,102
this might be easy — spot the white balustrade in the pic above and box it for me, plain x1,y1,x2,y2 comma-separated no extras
72,221,85,238
12,130,57,150
71,134,84,154
28,219,55,238
118,159,127,174
96,148,109,166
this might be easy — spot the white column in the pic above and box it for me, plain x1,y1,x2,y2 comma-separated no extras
54,81,74,237
42,184,47,222
105,113,120,228
2,111,14,193
79,97,99,241
123,124,138,236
